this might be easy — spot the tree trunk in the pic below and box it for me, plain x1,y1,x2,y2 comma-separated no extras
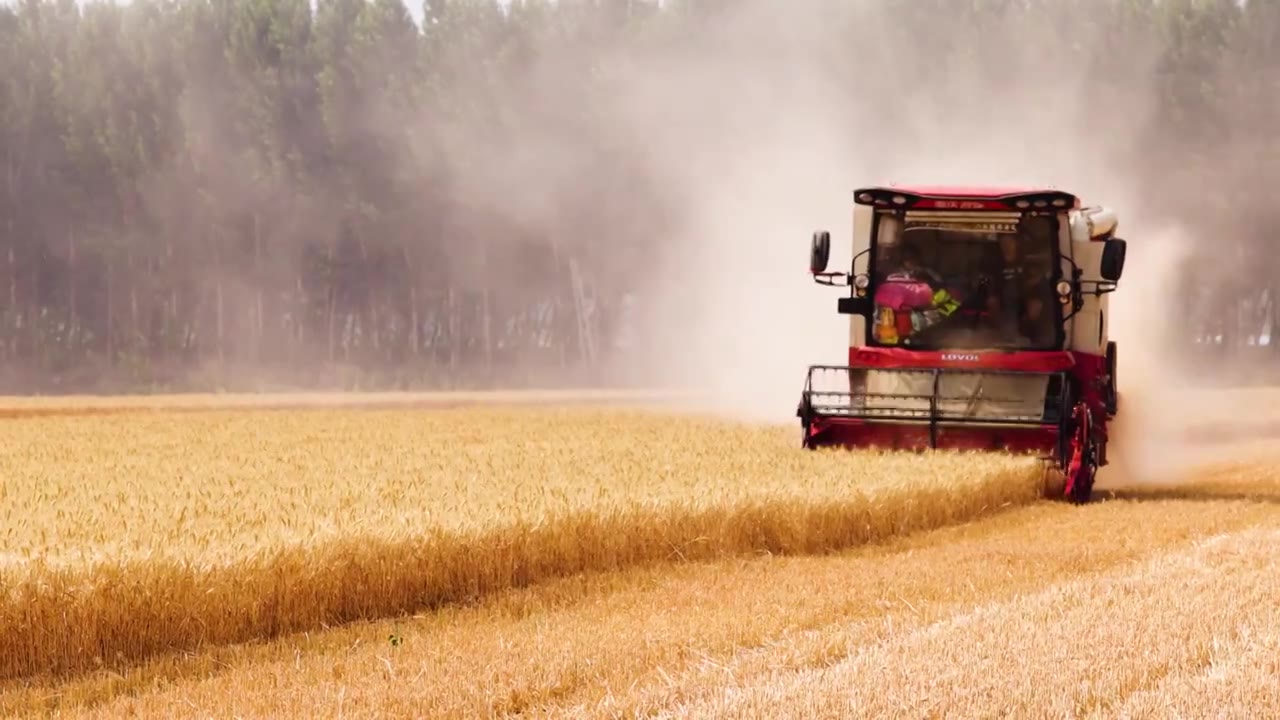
253,212,264,362
482,287,493,378
327,243,337,364
5,246,13,361
215,233,225,365
448,286,459,381
409,284,419,359
6,245,13,308
359,233,373,362
343,310,352,364
327,290,337,364
106,255,115,364
67,228,76,355
129,249,139,358
6,152,15,361
169,286,178,362
1272,286,1280,353
370,299,380,359
294,275,305,350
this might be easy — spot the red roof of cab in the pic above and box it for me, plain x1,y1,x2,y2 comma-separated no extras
870,185,1068,198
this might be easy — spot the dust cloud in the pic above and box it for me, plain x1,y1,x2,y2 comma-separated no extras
22,0,1257,455
610,2,1181,431
592,0,1275,489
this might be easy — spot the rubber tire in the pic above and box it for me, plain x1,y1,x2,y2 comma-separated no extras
1067,405,1097,504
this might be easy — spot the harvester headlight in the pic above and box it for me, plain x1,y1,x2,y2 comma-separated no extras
857,192,873,203
1034,199,1048,208
853,273,870,290
1052,198,1067,207
1015,200,1031,209
1056,280,1072,301
892,195,907,205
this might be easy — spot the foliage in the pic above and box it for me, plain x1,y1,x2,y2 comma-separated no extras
0,0,1272,391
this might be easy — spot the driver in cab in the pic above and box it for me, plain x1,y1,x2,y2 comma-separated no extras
983,234,1055,347
873,242,962,344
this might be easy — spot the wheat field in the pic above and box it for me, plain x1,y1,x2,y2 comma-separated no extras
3,395,1280,718
0,401,1045,686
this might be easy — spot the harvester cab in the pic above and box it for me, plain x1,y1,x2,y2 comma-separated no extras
797,186,1127,503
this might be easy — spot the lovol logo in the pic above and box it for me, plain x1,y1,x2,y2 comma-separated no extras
932,200,988,210
941,353,980,362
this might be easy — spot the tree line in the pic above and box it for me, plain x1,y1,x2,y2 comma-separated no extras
0,0,1275,392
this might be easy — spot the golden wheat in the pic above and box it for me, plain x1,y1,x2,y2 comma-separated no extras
0,405,1044,683
9,475,1280,719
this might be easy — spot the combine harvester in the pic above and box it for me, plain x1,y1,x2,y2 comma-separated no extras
797,186,1127,503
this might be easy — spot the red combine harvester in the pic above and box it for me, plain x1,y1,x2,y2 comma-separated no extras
796,185,1127,503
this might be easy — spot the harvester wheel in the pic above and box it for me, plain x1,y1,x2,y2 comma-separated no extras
1064,401,1098,504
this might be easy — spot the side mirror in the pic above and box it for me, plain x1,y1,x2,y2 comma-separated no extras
810,231,830,274
1101,238,1127,282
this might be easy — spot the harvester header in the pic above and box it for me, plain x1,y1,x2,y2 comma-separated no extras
797,183,1128,503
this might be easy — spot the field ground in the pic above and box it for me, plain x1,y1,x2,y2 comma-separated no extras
0,388,695,418
2,391,1280,717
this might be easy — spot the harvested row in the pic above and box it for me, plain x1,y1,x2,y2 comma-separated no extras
0,406,1044,682
675,524,1280,719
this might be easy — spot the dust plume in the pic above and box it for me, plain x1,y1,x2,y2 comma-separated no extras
1098,221,1195,486
616,1,1182,431
607,0,1280,490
